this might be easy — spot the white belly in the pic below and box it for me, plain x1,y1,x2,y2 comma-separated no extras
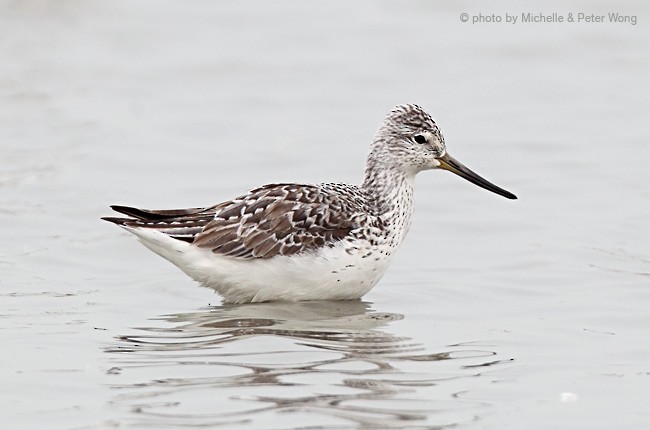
127,227,392,303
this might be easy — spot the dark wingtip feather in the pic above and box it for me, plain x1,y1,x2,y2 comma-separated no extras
108,204,205,220
110,205,132,213
101,216,132,226
109,205,152,219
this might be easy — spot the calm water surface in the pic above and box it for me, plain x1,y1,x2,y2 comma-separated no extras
1,1,649,429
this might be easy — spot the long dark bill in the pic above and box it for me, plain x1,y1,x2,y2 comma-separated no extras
438,153,517,200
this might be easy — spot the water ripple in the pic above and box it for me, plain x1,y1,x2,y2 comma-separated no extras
105,300,506,428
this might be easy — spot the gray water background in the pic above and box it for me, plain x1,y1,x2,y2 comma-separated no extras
1,1,649,429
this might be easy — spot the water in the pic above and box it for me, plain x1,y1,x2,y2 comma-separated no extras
1,1,649,429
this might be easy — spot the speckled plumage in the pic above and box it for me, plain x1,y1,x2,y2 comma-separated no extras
103,104,516,303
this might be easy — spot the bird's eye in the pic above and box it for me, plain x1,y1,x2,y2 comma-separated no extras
413,134,427,144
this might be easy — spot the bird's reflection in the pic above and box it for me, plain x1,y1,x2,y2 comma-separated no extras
106,300,503,428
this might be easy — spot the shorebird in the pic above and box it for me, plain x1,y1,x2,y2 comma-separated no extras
103,104,516,303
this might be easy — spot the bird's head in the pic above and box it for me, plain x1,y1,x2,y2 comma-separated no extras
373,104,517,200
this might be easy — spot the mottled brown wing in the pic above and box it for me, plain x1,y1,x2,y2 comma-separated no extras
192,183,358,259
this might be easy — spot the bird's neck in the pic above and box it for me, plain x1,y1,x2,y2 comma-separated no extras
362,150,416,241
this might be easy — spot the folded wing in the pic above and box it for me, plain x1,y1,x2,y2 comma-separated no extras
103,183,360,259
